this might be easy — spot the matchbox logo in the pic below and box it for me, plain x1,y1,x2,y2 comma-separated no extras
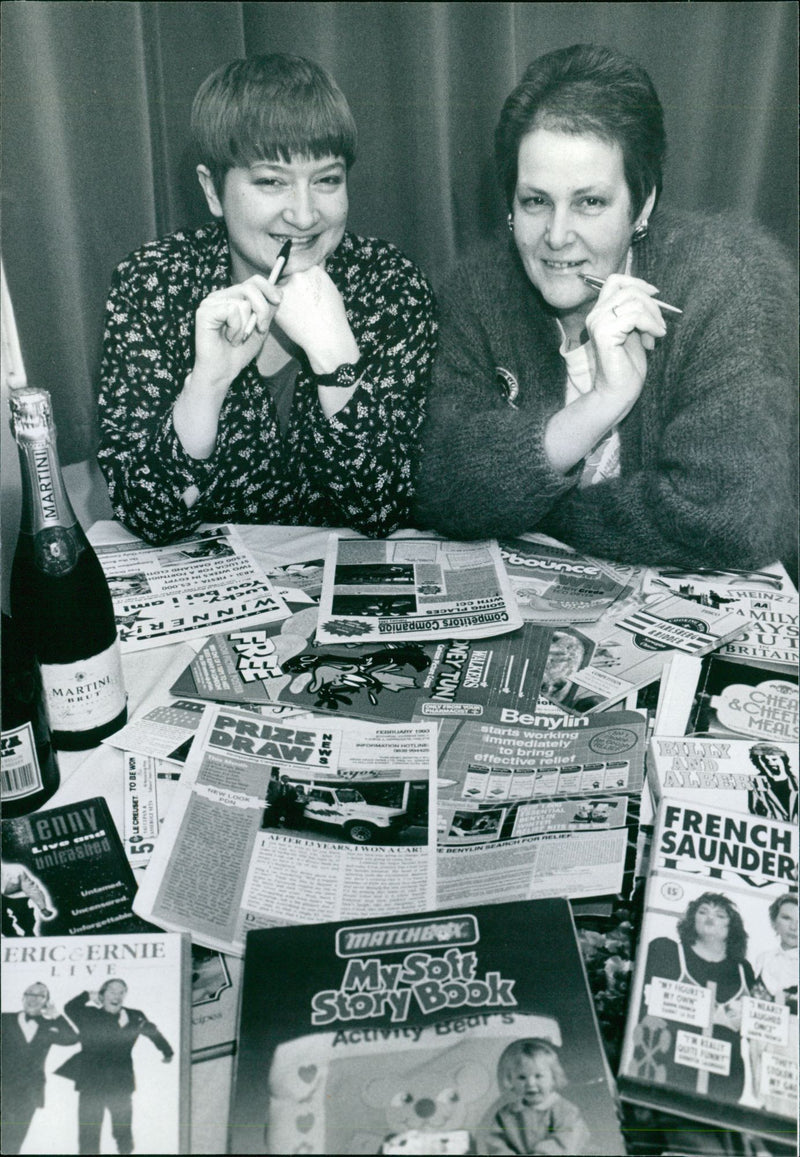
336,914,479,957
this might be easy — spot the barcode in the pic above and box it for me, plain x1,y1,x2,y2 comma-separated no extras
1,763,38,796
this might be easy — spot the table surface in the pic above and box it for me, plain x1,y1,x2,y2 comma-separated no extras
36,523,795,1156
51,522,375,1154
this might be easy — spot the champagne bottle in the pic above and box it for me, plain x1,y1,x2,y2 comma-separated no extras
9,387,127,750
1,612,60,814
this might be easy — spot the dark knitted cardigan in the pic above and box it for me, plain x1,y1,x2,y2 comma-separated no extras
413,208,798,573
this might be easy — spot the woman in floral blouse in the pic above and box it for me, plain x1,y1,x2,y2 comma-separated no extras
97,54,437,544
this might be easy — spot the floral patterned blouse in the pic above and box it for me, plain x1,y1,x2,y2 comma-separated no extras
97,223,437,544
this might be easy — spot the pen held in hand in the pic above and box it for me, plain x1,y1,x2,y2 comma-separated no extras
268,238,293,286
579,272,683,316
241,239,293,343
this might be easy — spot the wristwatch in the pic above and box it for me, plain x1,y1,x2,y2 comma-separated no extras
315,356,366,388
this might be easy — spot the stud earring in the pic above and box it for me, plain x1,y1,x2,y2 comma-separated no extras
632,219,649,243
507,213,514,234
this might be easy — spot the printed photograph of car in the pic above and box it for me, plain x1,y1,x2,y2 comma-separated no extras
303,785,406,844
261,777,428,846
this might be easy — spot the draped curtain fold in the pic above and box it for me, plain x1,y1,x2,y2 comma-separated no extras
1,0,796,464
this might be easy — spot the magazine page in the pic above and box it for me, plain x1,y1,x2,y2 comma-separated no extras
95,525,290,652
538,592,752,714
1,931,191,1155
170,607,553,726
105,697,306,765
434,710,646,903
133,704,437,955
229,900,626,1155
316,536,523,644
718,591,799,672
260,558,324,606
499,535,638,623
647,735,799,820
104,698,208,765
642,560,795,601
619,800,798,1142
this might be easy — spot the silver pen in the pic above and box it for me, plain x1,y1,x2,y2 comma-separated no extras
579,272,683,316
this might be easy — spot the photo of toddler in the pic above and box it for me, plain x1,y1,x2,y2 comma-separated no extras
480,1038,591,1155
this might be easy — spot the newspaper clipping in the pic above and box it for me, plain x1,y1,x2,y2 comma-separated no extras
133,704,437,955
435,710,647,904
95,526,290,652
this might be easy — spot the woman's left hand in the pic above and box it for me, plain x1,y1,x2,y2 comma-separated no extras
273,264,360,374
586,273,668,419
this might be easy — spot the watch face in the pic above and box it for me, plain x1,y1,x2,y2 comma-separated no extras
317,357,364,387
319,361,360,387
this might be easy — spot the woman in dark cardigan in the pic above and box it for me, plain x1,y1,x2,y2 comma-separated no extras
413,44,797,573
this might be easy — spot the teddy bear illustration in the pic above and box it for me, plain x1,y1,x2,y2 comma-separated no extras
363,1060,490,1154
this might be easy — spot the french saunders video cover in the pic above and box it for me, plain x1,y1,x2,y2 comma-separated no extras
229,899,624,1155
619,798,797,1145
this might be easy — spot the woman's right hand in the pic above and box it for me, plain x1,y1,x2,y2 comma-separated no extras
193,275,283,392
585,273,668,422
544,272,669,475
174,276,283,463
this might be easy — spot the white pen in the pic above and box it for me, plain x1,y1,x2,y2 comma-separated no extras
579,271,683,316
241,238,293,342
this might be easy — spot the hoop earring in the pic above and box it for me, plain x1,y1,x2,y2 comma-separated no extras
632,219,649,243
507,213,514,234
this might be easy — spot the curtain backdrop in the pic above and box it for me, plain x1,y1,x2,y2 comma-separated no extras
2,0,797,464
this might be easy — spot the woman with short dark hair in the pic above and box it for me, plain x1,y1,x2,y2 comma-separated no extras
98,54,436,544
414,44,796,571
630,891,755,1104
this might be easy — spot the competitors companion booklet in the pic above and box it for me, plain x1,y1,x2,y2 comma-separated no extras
1,930,191,1154
229,900,625,1155
315,536,523,644
618,799,798,1144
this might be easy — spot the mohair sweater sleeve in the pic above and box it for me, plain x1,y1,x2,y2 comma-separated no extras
414,215,797,573
413,244,578,538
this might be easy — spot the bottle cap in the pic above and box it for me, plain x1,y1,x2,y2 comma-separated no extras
9,387,54,441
